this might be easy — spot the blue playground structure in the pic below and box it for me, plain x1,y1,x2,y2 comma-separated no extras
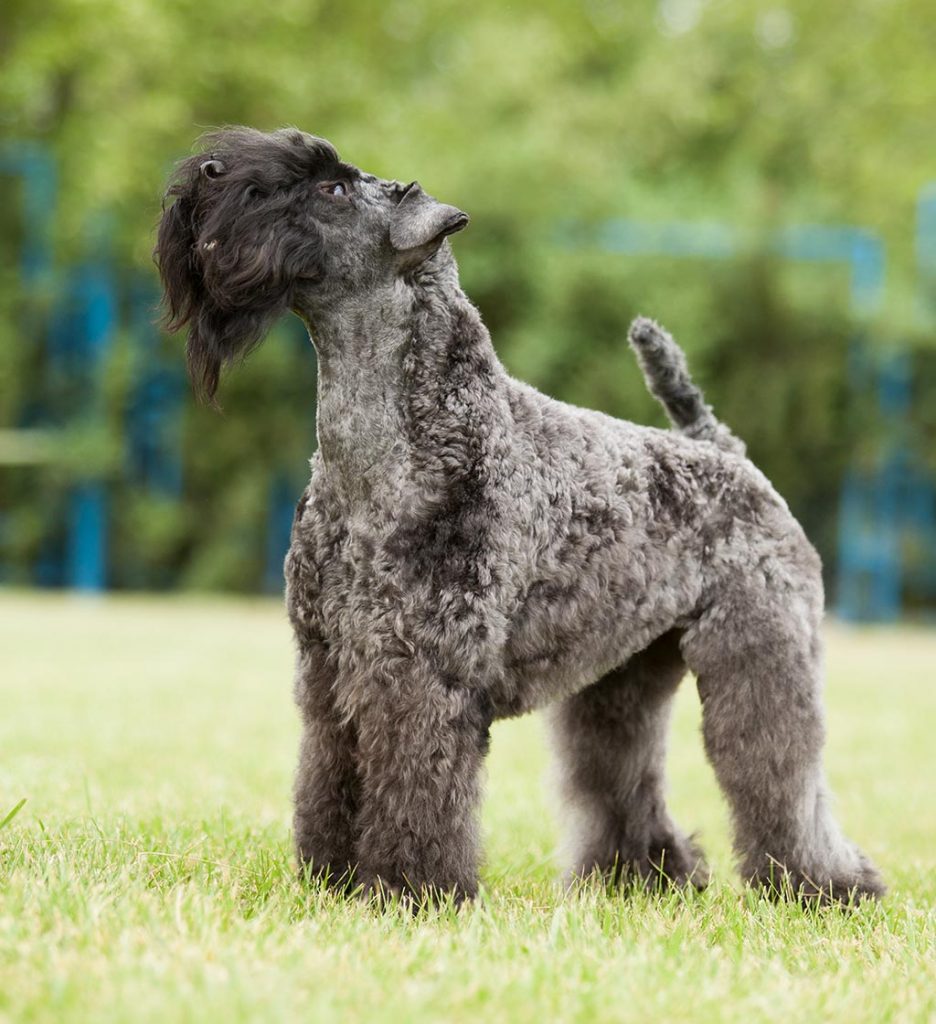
2,141,935,616
1,142,309,593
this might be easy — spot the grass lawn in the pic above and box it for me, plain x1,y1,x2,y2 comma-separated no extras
1,590,934,1023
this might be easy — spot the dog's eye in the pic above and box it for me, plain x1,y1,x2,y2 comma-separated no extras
320,181,349,197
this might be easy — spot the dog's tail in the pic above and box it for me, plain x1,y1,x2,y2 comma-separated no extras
628,316,745,456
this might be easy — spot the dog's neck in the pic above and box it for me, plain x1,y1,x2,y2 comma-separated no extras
306,274,505,504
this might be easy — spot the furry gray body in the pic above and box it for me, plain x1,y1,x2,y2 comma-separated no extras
156,128,884,904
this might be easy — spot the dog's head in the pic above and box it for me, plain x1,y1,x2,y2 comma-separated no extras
155,127,468,402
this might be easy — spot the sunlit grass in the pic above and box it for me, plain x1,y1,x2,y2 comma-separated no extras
1,591,934,1023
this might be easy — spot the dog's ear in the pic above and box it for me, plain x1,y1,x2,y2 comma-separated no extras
155,183,202,346
389,184,469,255
155,159,311,404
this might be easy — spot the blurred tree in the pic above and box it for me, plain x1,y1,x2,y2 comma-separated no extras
1,0,933,589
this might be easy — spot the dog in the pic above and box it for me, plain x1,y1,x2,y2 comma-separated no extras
155,127,884,905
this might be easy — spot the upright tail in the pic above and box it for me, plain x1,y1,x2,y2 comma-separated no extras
628,316,745,456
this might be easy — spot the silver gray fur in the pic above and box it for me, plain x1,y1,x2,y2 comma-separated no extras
156,128,884,905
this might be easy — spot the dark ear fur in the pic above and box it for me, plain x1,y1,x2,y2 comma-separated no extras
154,154,316,404
389,186,468,254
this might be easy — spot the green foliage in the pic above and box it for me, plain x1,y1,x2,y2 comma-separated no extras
1,0,934,589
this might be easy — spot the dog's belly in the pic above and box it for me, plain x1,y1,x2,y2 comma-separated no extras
494,541,703,717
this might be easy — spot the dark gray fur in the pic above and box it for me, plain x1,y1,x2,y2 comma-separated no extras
628,318,746,456
155,127,884,906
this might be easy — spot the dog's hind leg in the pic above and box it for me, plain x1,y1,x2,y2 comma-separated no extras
548,629,709,890
680,578,885,903
293,642,360,890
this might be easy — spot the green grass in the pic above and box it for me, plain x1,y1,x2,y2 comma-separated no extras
1,591,934,1023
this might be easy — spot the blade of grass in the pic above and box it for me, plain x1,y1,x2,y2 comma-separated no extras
0,797,27,831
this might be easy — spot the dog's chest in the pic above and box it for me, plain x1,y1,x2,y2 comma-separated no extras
286,486,506,661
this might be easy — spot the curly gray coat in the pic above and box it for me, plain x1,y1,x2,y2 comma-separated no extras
156,127,884,905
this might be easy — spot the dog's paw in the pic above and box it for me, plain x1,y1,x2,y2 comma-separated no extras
749,857,886,907
569,832,710,893
358,874,478,912
626,833,710,892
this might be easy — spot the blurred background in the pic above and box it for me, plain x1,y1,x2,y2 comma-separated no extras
1,0,934,619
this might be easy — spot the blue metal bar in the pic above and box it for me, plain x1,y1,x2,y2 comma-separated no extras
597,219,737,259
907,184,936,604
263,316,318,593
65,260,116,592
772,226,885,315
128,279,184,499
69,483,108,592
0,144,56,286
0,145,57,586
265,473,298,594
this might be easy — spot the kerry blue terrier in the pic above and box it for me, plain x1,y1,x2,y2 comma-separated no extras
155,127,884,905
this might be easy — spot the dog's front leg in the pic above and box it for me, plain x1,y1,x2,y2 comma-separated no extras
293,642,360,889
352,661,492,905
